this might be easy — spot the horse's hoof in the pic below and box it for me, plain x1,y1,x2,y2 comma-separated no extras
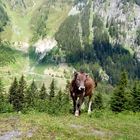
75,111,79,117
88,111,91,115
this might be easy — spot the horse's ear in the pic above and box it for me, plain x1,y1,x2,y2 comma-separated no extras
86,74,88,78
74,71,78,78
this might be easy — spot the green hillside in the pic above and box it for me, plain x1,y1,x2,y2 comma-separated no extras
0,0,73,43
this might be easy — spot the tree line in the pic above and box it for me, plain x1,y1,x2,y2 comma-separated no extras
110,71,140,112
0,71,140,114
0,76,70,115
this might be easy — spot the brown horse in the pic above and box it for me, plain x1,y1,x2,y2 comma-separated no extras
70,71,97,116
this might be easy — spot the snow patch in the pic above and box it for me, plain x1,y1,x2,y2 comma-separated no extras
35,38,57,54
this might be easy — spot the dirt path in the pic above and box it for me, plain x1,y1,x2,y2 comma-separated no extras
0,115,37,140
0,130,22,140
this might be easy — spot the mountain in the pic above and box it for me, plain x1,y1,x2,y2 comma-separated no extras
0,0,140,86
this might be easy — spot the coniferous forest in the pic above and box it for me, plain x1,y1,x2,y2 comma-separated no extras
1,72,140,114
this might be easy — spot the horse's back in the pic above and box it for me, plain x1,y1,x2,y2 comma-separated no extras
85,77,96,97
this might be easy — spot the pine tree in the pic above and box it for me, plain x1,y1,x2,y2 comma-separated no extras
17,75,26,110
0,78,5,112
132,81,140,112
39,83,47,100
49,79,56,100
63,80,70,104
9,77,19,111
57,89,63,105
110,71,128,112
119,71,128,87
93,92,103,110
0,78,5,102
26,80,38,108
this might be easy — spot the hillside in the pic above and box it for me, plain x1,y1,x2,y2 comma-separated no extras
0,0,140,86
0,0,72,43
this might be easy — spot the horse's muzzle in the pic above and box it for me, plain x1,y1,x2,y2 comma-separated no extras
78,86,85,91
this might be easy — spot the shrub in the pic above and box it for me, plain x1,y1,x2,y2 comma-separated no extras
93,92,103,110
110,71,128,112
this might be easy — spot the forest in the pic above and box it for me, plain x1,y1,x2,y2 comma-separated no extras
0,71,140,114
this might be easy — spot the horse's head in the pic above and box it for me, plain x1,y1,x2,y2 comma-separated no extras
74,71,88,91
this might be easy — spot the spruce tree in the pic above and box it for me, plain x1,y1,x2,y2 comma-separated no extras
49,79,56,100
9,77,19,111
63,80,70,104
93,92,103,110
39,83,47,100
26,80,38,108
57,89,63,105
18,75,26,110
0,78,5,112
132,81,140,112
110,71,128,112
0,78,4,101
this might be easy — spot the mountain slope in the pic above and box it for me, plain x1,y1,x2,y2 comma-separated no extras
0,0,140,85
0,0,73,43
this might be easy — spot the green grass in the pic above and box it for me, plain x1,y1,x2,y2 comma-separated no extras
1,0,72,42
0,54,70,91
1,0,45,42
46,2,72,37
0,111,140,140
0,53,29,90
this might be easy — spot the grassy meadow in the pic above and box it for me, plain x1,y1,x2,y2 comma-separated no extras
0,111,140,140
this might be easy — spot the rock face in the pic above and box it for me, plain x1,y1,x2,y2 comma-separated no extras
34,38,57,61
93,0,140,58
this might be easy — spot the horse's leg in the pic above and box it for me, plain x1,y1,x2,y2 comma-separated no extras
88,95,92,114
75,95,84,116
72,94,77,114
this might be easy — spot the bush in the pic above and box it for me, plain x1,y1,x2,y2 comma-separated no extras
46,90,70,115
0,102,13,113
110,71,128,112
131,81,140,112
93,92,103,110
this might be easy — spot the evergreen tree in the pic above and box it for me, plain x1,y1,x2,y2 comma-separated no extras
131,81,140,112
17,75,26,110
25,80,38,108
9,77,19,111
48,89,70,115
110,71,128,112
57,89,63,105
119,71,128,87
0,78,13,113
0,78,5,111
0,78,4,101
49,79,56,100
93,92,103,110
39,83,47,100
